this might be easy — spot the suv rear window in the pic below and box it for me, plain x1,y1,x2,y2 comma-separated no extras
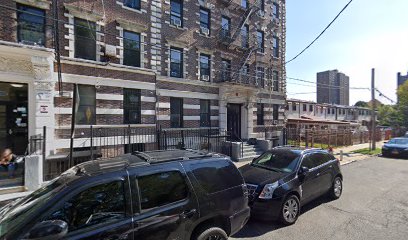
190,160,243,194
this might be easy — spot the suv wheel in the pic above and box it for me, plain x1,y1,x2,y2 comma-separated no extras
194,227,228,240
280,195,300,225
330,177,343,199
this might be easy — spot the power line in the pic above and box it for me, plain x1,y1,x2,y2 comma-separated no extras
285,0,354,64
286,77,370,90
375,88,395,104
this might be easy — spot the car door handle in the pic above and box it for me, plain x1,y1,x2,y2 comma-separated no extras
180,209,197,219
316,172,320,176
329,165,333,168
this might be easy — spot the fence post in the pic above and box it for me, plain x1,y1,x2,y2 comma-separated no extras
340,150,343,161
305,130,309,148
90,125,93,160
164,130,168,150
128,125,131,153
42,126,46,161
157,128,161,150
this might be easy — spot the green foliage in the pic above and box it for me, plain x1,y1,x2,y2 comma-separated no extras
377,105,400,126
354,101,368,107
396,81,408,127
352,148,382,155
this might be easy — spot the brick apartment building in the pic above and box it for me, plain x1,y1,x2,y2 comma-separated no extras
0,0,286,157
317,70,350,106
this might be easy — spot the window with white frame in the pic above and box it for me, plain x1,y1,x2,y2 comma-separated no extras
273,2,279,19
199,8,210,35
170,47,183,78
256,67,265,88
74,18,96,60
123,0,140,10
241,24,249,48
200,54,210,81
170,0,183,27
17,4,45,46
273,70,279,91
256,30,264,53
273,36,279,58
221,59,231,82
123,31,141,67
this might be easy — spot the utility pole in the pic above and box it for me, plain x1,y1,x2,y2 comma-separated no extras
371,68,376,150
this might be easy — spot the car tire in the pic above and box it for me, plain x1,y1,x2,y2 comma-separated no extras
193,226,228,240
279,195,300,225
330,176,343,200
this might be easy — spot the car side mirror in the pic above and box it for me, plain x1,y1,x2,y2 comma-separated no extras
383,141,388,144
299,166,309,177
252,157,257,163
25,220,68,240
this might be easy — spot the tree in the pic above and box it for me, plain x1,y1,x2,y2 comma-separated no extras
377,105,400,126
396,81,408,127
354,101,368,107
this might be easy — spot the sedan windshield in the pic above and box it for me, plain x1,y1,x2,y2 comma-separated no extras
252,150,300,173
388,138,408,145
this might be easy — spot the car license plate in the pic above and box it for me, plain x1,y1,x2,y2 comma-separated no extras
392,150,399,155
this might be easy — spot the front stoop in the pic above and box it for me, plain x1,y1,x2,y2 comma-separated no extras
236,143,263,162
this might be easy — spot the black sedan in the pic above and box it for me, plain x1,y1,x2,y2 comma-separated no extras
239,147,343,225
382,138,408,158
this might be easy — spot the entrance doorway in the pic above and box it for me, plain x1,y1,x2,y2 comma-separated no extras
0,83,28,155
227,103,241,141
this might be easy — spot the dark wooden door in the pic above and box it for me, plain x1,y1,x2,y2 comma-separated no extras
227,104,241,140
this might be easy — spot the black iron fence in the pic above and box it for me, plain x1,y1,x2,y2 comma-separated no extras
42,127,232,181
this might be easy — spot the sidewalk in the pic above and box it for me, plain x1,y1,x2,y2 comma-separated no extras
234,141,384,168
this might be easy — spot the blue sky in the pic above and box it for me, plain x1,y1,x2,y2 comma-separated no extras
285,0,408,105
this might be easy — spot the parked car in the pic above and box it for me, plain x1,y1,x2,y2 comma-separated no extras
0,150,250,240
382,137,408,158
239,148,343,225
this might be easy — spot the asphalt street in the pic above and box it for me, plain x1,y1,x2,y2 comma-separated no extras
231,157,408,240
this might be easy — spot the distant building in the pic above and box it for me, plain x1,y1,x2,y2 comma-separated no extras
397,72,408,103
397,72,408,87
316,70,349,106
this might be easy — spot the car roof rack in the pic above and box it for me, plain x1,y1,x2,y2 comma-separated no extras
131,149,221,164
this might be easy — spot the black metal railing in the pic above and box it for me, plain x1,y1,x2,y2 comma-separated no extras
43,127,233,181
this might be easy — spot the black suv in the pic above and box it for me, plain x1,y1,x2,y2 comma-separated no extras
240,147,343,225
0,150,250,240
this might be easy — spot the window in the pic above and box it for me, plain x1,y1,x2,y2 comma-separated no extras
199,8,210,35
257,103,264,126
200,54,210,81
170,0,183,27
76,85,96,125
17,4,45,46
309,105,313,112
273,71,279,91
303,104,307,112
170,97,183,128
273,104,279,121
301,154,321,169
259,0,265,12
221,59,231,81
123,0,140,9
241,64,250,84
74,18,96,60
123,31,141,67
332,108,335,114
138,171,188,210
256,30,264,53
272,2,279,19
123,88,141,124
292,103,297,111
45,181,125,232
241,24,249,48
256,67,265,87
273,36,279,58
241,0,248,9
253,151,300,173
221,16,231,38
170,47,183,78
190,160,243,193
200,100,211,127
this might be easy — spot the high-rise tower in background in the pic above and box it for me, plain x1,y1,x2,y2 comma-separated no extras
317,70,349,106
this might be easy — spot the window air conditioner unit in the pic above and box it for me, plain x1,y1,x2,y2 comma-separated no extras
201,75,210,81
206,3,215,10
273,120,279,125
201,27,210,36
104,44,117,58
171,19,182,27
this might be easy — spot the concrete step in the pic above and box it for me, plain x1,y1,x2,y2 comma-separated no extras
237,154,261,162
0,186,26,195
